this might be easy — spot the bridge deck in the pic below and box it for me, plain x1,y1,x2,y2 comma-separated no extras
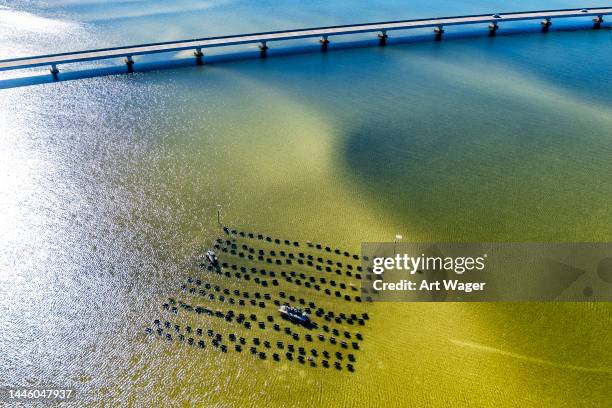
0,7,609,72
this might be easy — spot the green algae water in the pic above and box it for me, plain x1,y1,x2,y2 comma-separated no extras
1,1,611,406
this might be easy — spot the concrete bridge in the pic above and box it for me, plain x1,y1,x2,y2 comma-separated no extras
0,7,609,79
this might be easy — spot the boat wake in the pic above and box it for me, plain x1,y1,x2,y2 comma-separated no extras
450,339,612,374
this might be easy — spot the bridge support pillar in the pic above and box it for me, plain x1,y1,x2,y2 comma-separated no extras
194,48,205,65
378,30,388,46
593,15,604,29
320,35,330,52
541,18,551,32
488,22,499,36
259,41,268,58
49,64,59,80
434,25,444,40
125,55,135,73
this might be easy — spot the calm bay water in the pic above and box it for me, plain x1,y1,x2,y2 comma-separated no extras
1,1,611,406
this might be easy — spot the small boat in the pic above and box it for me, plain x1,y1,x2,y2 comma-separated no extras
279,305,310,324
206,250,218,266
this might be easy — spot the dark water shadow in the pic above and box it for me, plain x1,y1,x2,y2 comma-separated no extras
0,22,606,89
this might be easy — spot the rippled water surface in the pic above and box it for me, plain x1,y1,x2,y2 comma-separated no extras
1,1,611,406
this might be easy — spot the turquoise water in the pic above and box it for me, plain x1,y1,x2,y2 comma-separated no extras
0,1,611,406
